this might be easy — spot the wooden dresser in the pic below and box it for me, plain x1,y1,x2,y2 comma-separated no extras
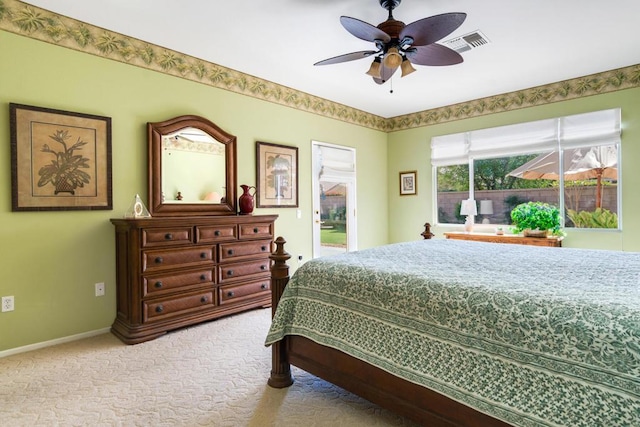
444,231,563,247
110,214,277,344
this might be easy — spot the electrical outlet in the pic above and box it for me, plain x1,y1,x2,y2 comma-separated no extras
95,282,105,297
2,296,15,312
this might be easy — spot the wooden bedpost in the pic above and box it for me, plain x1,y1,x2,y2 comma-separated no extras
421,222,435,239
267,236,294,388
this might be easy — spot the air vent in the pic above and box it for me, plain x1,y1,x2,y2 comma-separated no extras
441,30,490,53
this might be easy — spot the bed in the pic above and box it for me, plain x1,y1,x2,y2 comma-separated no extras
264,235,640,426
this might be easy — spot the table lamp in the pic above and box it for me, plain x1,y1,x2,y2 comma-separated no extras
460,199,477,232
480,200,494,224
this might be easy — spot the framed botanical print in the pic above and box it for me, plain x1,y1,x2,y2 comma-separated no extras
256,141,298,208
10,103,112,211
399,170,417,196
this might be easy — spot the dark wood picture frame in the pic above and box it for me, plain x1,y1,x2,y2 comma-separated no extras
10,103,112,211
256,141,298,208
399,170,417,196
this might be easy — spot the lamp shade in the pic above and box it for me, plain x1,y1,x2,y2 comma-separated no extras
400,57,416,77
384,47,402,68
204,191,222,202
460,199,477,216
479,200,494,215
366,57,382,79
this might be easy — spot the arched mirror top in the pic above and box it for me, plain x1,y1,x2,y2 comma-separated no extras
148,115,237,216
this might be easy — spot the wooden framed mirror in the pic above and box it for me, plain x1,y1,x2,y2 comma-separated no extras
148,115,237,216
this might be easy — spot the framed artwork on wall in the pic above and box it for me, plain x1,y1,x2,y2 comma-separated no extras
256,141,298,208
10,103,112,211
399,170,417,196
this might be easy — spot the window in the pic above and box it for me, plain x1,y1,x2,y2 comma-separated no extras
432,109,621,230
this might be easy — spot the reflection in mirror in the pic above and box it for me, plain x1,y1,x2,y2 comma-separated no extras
162,128,226,204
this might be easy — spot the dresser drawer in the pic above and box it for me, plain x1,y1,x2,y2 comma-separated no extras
143,269,214,297
142,246,215,272
142,227,193,247
143,290,215,322
219,239,272,262
238,222,273,240
219,278,270,305
196,224,237,243
219,259,270,283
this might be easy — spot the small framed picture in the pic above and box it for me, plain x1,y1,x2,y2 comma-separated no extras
10,103,112,211
399,171,417,196
256,141,298,208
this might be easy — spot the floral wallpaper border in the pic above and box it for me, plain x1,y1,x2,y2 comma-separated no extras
2,0,639,133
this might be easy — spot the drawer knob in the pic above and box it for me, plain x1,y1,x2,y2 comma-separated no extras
200,252,207,259
227,291,235,298
261,246,267,251
227,270,234,276
154,256,163,264
154,281,163,288
200,274,206,281
227,249,234,255
164,233,173,240
156,305,164,313
200,296,208,303
260,264,267,271
214,230,221,236
253,227,259,233
261,283,267,290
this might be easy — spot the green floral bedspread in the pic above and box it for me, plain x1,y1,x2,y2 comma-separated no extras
265,239,640,427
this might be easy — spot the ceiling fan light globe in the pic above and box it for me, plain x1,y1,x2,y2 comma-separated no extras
400,58,416,77
366,57,383,79
384,47,403,68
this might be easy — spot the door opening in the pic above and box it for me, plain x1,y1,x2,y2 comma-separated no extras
311,142,356,258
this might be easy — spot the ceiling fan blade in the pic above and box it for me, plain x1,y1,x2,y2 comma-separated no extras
406,44,463,66
340,16,391,43
314,50,378,66
399,13,466,46
373,63,398,85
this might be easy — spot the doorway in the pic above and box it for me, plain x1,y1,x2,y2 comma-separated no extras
311,142,357,258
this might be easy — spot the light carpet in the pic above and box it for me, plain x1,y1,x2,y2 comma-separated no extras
1,308,418,426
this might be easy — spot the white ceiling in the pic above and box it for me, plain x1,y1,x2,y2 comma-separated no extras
22,0,640,118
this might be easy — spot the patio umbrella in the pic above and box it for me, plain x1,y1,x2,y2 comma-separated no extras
507,146,618,208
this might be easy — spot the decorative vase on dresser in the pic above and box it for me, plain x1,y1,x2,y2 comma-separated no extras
238,184,256,215
110,214,277,344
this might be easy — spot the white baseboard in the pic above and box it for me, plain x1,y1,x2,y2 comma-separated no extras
0,327,112,359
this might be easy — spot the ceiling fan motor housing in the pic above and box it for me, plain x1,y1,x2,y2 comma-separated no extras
377,19,404,39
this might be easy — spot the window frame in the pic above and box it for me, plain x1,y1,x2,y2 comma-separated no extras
431,109,622,231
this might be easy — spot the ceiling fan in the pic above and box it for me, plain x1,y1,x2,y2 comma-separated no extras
314,0,466,85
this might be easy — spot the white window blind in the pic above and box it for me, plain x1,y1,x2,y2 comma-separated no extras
560,108,621,149
317,145,356,180
430,133,469,166
431,108,621,165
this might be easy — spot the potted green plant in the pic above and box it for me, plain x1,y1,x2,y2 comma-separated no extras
510,201,563,237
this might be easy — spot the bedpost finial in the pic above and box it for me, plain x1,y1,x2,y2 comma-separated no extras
273,236,290,258
270,236,291,278
422,223,435,239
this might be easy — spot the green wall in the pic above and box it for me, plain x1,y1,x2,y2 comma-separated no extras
0,31,388,352
387,88,640,251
